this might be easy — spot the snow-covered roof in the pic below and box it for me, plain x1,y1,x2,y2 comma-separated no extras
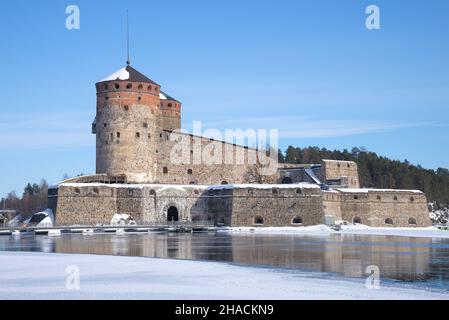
98,65,158,85
159,91,179,102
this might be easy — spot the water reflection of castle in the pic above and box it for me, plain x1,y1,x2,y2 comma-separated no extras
51,234,436,282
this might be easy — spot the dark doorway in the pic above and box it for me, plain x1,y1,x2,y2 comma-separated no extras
167,206,179,222
282,177,293,184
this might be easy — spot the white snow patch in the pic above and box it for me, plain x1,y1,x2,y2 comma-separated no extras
224,224,449,239
100,67,130,82
0,252,447,300
337,188,423,194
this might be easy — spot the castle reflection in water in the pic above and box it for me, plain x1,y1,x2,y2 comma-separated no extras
3,233,449,285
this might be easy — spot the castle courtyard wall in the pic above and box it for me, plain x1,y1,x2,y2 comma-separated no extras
54,183,431,228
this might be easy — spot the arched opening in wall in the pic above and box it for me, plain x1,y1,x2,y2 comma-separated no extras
292,216,303,225
410,197,415,202
385,218,394,225
138,84,143,89
353,217,362,224
114,83,120,89
163,167,168,174
408,218,417,225
167,206,179,223
187,169,193,175
254,216,264,225
282,177,293,184
126,83,132,89
221,181,228,185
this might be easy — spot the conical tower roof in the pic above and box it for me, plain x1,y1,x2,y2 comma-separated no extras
98,65,159,85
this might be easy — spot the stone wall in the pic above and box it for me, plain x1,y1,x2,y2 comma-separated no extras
155,131,279,185
54,183,323,227
320,160,360,188
323,189,431,227
54,183,431,228
228,185,324,227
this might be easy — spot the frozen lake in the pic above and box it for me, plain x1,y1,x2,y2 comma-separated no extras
1,232,449,291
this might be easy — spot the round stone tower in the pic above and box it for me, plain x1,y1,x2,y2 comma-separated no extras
94,65,161,183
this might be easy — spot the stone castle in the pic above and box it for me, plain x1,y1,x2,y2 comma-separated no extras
48,64,431,228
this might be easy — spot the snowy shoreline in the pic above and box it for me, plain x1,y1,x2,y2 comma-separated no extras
221,225,449,239
0,251,447,300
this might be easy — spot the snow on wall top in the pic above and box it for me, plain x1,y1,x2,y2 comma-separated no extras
336,188,423,194
59,182,320,191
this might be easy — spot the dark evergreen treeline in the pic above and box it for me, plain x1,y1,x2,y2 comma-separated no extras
0,180,48,217
279,146,449,207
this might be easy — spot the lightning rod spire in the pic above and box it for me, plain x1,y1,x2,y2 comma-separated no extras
126,10,130,66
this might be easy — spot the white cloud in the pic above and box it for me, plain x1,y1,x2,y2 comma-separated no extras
192,116,435,139
0,113,94,150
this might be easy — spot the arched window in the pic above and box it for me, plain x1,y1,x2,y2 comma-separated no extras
124,105,129,111
292,216,303,224
163,167,168,174
138,84,143,89
394,196,398,201
93,188,99,194
116,132,120,138
354,195,359,200
148,85,152,91
75,188,80,194
272,188,279,194
187,169,193,175
296,189,302,194
408,218,417,225
149,189,156,195
126,83,132,89
377,195,381,200
385,218,394,225
353,217,362,224
282,177,293,184
168,103,173,108
410,197,415,202
254,216,264,225
221,181,228,185
114,83,120,89
135,132,140,138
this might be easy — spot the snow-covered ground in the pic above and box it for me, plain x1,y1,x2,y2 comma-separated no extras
0,251,447,300
224,225,449,239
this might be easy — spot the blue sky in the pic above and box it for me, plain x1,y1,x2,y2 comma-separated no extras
0,0,448,197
